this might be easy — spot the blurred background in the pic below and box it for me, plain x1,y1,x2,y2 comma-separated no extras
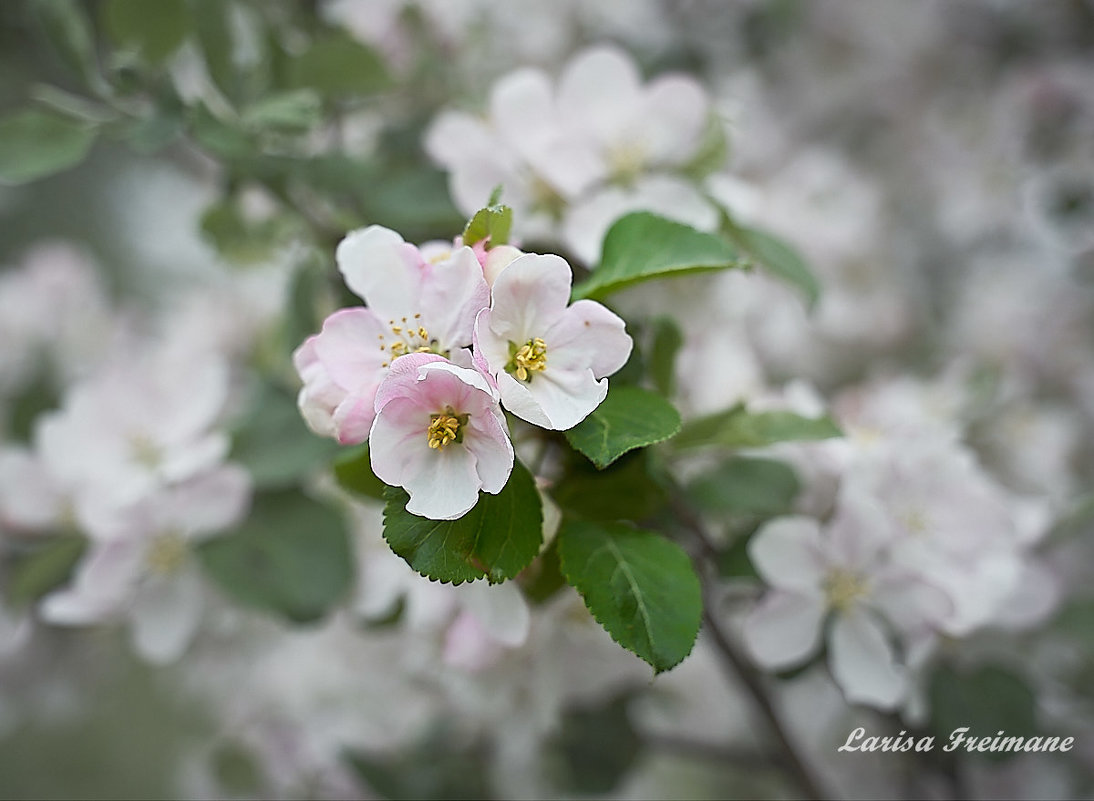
1,1,1093,799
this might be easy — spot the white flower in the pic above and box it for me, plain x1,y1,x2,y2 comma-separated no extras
40,466,251,664
743,490,950,709
473,253,632,430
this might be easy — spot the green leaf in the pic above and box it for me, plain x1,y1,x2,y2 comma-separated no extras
518,538,567,604
687,456,800,516
682,115,729,180
210,742,263,795
199,199,302,265
289,33,390,97
102,0,189,64
552,450,667,523
6,534,86,607
548,693,641,793
557,520,701,672
228,380,340,488
188,104,253,159
381,461,543,584
727,224,820,307
647,317,683,397
573,212,746,300
29,0,100,86
345,728,492,801
198,489,353,623
192,0,239,102
564,386,681,469
928,665,1038,762
462,203,512,248
675,403,841,450
333,444,386,501
0,109,96,185
241,89,322,132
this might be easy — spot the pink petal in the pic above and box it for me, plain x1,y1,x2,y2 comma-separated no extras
487,253,572,344
418,246,490,349
335,226,422,316
312,308,388,392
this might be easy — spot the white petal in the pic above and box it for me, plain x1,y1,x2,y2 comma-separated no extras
402,445,482,521
161,465,252,539
465,404,514,495
487,253,573,344
312,307,388,392
418,246,490,349
741,591,825,669
335,225,421,315
545,300,632,378
0,448,64,531
829,610,907,709
638,75,710,165
129,566,204,665
748,517,825,592
497,366,606,431
557,46,642,146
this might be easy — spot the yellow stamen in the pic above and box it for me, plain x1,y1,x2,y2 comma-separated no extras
146,532,188,575
512,338,547,382
823,569,868,612
427,409,464,450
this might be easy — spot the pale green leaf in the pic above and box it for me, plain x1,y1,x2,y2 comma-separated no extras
675,403,841,450
0,109,96,185
564,386,681,469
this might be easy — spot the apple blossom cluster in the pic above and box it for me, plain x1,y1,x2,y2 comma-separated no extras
426,45,722,264
293,224,632,519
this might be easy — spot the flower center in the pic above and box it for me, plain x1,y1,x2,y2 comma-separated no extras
378,314,446,367
528,174,566,220
146,531,188,575
899,507,929,536
823,569,868,612
427,406,469,450
507,338,548,382
130,433,162,469
607,140,648,185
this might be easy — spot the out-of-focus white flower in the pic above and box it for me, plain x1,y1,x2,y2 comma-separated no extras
426,45,720,262
743,489,951,709
34,343,232,527
369,353,513,520
474,253,632,430
40,466,251,664
294,225,489,445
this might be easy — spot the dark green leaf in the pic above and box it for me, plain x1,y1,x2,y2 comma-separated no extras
0,109,96,185
199,199,302,265
727,224,820,308
192,0,238,102
687,456,800,516
6,534,86,607
228,380,340,489
29,0,100,86
548,693,641,793
462,203,512,248
552,450,667,522
573,212,746,300
211,742,263,795
647,317,683,397
675,403,841,450
333,444,386,501
717,533,759,579
928,665,1038,762
564,386,681,469
198,489,353,623
557,520,701,672
518,537,566,604
102,0,189,64
188,104,253,159
381,461,542,584
289,34,390,97
345,728,492,801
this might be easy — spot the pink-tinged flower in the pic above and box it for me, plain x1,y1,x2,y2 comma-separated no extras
473,254,632,430
40,465,251,664
369,353,513,520
294,226,490,445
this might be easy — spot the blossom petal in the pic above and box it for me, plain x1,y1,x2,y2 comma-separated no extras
129,565,204,665
335,225,422,315
742,591,825,669
748,517,825,592
829,609,907,709
496,366,606,431
639,75,710,165
312,307,388,392
487,253,572,344
459,579,530,648
418,246,490,349
368,397,433,487
465,405,514,494
402,445,482,521
557,45,643,147
544,299,632,378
